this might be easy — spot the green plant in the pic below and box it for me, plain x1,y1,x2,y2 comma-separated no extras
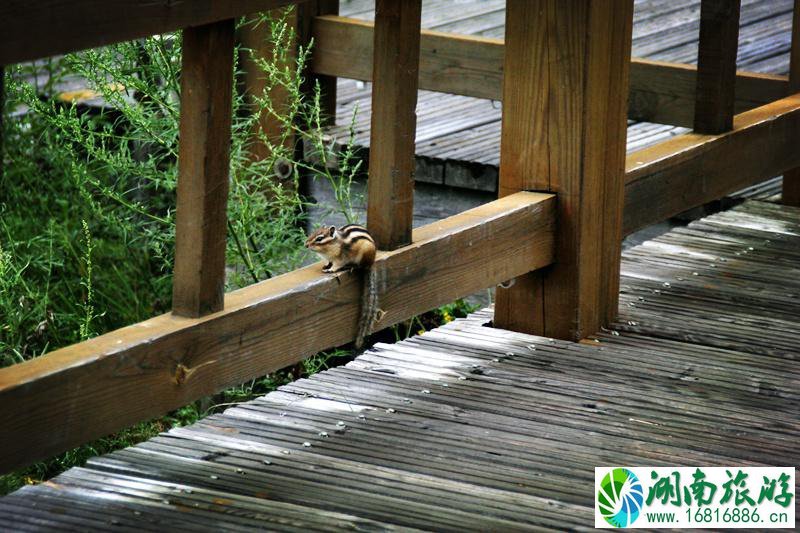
0,7,475,496
388,298,480,341
0,8,367,494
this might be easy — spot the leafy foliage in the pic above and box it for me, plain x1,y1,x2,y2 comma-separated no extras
0,9,473,495
0,9,365,494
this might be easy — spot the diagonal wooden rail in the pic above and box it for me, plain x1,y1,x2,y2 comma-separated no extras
0,192,555,473
624,94,800,235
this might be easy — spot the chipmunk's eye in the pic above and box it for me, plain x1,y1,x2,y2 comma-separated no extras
315,235,324,242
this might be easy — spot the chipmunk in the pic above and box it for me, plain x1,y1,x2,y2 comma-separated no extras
305,224,381,349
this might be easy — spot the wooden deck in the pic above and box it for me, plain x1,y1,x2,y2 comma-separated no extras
1,199,798,530
325,0,794,192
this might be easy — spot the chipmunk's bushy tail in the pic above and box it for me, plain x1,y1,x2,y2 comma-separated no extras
354,267,379,350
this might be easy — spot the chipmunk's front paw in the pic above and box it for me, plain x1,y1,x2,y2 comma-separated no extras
322,262,333,273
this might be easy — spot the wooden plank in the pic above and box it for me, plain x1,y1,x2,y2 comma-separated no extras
4,199,800,528
0,0,300,66
172,21,236,317
366,0,422,250
782,0,800,206
624,94,800,235
0,192,555,473
494,0,634,340
694,0,741,133
312,15,504,101
310,15,787,127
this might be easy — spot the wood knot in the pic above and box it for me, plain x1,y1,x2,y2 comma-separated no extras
173,360,216,385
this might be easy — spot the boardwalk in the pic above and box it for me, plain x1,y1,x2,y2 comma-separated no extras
327,0,793,190
1,200,798,530
2,0,799,530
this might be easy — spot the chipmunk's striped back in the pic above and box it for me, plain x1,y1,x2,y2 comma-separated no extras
305,223,381,350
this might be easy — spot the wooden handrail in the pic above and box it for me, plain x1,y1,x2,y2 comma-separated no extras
0,0,301,66
624,94,800,235
309,14,788,128
0,192,556,474
2,0,798,477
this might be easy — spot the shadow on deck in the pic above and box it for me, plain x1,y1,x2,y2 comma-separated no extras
1,200,797,531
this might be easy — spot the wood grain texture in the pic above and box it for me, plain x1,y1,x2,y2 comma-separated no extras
366,0,422,250
624,94,800,235
0,0,299,65
494,0,634,340
782,0,800,207
694,0,741,133
172,21,236,317
0,192,555,473
2,200,797,529
312,15,504,101
310,15,786,127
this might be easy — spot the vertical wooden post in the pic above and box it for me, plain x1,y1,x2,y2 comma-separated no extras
172,20,236,318
494,0,634,340
366,0,422,250
693,0,741,134
783,0,800,206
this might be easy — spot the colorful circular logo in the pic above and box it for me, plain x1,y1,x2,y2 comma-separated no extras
597,468,644,527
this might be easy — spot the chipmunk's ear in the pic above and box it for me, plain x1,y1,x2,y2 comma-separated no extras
328,226,336,237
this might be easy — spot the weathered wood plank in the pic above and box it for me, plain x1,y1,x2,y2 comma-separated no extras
694,0,741,133
366,0,422,249
494,0,634,339
0,0,300,66
310,15,787,127
312,15,503,101
782,0,800,207
3,198,799,530
172,21,236,317
0,192,555,473
624,94,800,235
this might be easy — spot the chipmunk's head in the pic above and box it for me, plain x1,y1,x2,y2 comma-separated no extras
305,225,339,256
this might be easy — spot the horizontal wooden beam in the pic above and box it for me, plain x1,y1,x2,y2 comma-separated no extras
310,15,787,126
312,15,503,101
0,0,299,66
0,192,555,474
629,59,786,128
623,94,800,235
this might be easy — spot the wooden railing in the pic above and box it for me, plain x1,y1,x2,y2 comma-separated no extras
0,0,798,474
